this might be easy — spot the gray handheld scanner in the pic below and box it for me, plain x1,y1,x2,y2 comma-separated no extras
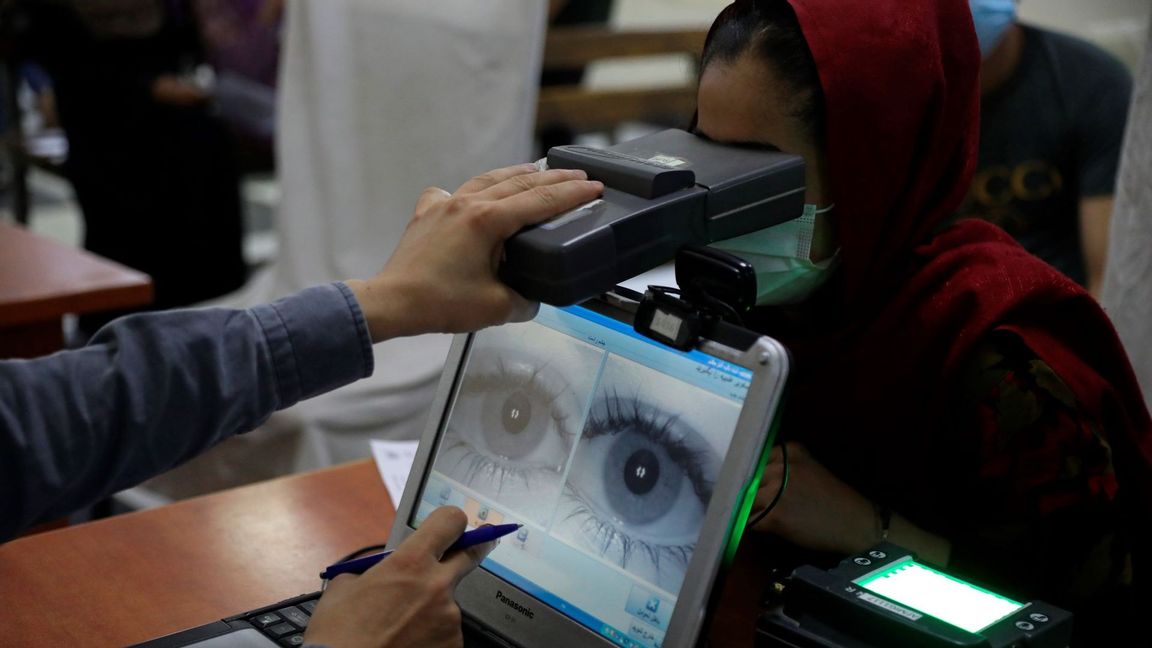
499,128,806,305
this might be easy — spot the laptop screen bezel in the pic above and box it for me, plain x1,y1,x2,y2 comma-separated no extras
387,296,789,648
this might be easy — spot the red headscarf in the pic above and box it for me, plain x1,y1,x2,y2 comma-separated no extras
738,0,1150,564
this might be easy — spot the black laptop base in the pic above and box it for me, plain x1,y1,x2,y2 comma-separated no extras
129,591,321,648
132,589,524,648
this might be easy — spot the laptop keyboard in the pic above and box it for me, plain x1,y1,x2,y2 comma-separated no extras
235,594,510,648
237,593,320,647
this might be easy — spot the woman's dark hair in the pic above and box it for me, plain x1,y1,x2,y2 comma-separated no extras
699,0,825,148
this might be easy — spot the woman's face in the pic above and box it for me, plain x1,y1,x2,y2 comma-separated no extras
697,51,836,261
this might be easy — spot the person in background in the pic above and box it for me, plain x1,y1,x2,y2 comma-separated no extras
15,62,58,131
7,0,249,331
194,0,281,90
191,0,282,171
0,62,58,197
960,0,1133,297
1,164,603,647
689,1,1150,645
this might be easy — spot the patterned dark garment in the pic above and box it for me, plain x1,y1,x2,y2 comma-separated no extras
951,330,1131,611
71,0,163,39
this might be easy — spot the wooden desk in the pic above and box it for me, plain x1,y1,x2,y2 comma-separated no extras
0,221,153,357
0,460,394,647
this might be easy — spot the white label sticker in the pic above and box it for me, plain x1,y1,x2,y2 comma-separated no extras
538,199,605,231
649,310,683,341
647,154,688,168
858,593,923,622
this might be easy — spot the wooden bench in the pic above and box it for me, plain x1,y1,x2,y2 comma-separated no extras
537,26,708,137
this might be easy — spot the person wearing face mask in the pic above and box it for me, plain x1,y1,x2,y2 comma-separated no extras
958,0,1133,298
688,2,1151,646
710,203,838,306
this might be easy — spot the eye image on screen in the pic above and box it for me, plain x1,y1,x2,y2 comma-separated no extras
551,354,742,592
431,322,604,525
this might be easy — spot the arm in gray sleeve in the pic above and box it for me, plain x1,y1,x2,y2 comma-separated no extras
0,283,374,540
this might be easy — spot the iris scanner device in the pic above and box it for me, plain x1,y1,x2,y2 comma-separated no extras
758,544,1073,648
500,128,806,306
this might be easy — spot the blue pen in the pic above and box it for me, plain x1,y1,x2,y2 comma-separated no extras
320,523,523,580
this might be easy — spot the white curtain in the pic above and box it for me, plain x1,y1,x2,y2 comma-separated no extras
1101,19,1152,408
125,0,547,504
262,0,546,467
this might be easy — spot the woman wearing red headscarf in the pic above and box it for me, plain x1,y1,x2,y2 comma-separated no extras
693,1,1151,644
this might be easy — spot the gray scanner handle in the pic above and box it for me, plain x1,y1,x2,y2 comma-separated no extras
547,145,696,200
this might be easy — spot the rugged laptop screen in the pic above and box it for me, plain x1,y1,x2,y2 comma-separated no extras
407,303,760,647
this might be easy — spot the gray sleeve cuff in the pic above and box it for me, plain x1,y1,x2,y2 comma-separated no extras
250,283,375,407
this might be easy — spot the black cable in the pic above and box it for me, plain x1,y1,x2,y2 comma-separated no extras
320,543,390,590
697,291,745,327
333,543,389,565
647,284,682,298
649,283,747,327
746,442,788,530
683,277,746,326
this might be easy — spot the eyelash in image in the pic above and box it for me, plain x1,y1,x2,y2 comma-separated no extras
445,359,576,492
432,346,588,522
561,498,695,583
558,392,720,591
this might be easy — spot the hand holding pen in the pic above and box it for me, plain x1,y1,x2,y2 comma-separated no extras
305,508,511,647
321,522,522,580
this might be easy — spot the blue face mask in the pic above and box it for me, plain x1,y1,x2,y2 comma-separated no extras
709,204,838,306
970,0,1017,58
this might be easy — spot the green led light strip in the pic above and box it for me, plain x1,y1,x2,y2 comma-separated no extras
724,412,782,565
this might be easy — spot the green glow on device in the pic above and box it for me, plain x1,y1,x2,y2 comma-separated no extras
725,463,762,565
854,558,1024,634
725,417,782,565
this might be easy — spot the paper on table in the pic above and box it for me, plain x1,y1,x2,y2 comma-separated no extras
617,261,678,296
370,440,419,507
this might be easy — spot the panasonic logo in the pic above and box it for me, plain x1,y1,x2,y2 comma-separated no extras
496,590,535,619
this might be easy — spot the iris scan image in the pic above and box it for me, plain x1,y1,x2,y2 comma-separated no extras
552,353,741,592
431,322,603,525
